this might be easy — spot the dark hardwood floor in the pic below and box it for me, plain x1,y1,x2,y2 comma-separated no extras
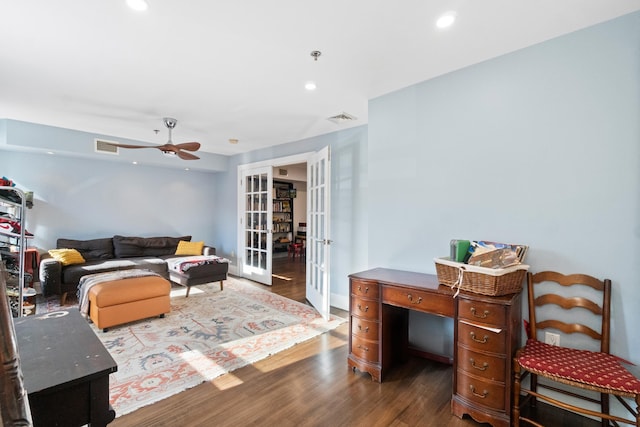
111,256,599,427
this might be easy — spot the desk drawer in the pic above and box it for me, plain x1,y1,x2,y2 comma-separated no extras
381,287,454,317
351,296,379,320
457,298,506,327
457,321,506,354
351,316,379,340
350,336,379,363
351,279,379,299
457,345,506,382
456,371,506,411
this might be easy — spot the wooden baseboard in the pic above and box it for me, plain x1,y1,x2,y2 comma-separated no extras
408,346,453,365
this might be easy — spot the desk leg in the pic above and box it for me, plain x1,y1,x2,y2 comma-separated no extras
89,375,115,427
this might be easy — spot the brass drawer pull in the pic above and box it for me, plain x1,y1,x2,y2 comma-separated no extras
470,307,489,319
357,344,369,352
407,294,422,305
469,332,488,344
357,285,369,294
357,304,369,312
469,385,488,399
358,325,369,333
469,358,488,371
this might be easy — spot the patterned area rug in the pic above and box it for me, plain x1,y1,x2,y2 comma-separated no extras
36,277,344,417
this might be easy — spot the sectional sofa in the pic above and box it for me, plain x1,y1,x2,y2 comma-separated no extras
39,235,228,304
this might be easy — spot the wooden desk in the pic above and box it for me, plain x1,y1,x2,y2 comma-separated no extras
15,310,118,427
348,268,521,427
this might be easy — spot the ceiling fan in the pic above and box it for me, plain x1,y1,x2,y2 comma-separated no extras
107,117,201,160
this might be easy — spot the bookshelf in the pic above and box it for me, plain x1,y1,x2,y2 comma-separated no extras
272,181,293,253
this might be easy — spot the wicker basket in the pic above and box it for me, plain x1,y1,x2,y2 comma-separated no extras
434,257,528,296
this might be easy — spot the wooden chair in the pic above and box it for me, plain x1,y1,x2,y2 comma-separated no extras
512,271,640,426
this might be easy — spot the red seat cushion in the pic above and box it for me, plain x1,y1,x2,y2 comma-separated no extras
517,339,640,394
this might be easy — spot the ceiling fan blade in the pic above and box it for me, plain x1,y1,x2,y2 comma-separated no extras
174,142,201,152
176,150,200,160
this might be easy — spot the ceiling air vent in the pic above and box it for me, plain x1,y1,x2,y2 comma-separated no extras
95,139,119,155
327,112,357,124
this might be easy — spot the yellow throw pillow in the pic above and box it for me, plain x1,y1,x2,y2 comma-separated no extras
175,240,204,256
48,248,86,266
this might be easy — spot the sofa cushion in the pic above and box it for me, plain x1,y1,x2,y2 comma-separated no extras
113,235,191,258
57,237,114,261
62,257,169,286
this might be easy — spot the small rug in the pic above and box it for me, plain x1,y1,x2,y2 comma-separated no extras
36,277,344,417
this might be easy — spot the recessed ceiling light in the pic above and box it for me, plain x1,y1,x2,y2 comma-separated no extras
127,0,148,11
229,138,239,144
436,11,456,29
305,81,317,91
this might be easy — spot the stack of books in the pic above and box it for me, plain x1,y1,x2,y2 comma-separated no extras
450,240,528,269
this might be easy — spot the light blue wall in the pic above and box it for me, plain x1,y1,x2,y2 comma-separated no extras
0,150,221,251
369,12,640,362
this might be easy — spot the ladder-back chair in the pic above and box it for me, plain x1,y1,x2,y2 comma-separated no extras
512,271,640,426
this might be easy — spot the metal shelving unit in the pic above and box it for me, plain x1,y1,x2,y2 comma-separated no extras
0,186,29,317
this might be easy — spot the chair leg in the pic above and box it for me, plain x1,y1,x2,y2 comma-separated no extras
513,360,522,426
60,292,68,306
220,280,224,291
601,393,610,427
530,373,538,408
185,286,191,297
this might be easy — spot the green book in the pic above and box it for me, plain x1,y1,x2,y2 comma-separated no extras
455,240,470,262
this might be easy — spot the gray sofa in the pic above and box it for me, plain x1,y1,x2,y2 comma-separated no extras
39,235,228,304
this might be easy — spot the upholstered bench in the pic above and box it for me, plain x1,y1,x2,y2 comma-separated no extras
87,274,171,332
167,255,229,297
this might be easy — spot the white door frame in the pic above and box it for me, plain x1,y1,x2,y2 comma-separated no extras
237,152,315,282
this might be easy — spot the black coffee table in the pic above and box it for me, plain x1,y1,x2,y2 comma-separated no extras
15,309,118,426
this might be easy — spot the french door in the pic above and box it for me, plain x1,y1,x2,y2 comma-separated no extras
237,149,331,318
306,146,331,320
239,166,272,285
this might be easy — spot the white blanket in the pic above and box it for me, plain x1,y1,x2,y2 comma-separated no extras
167,255,229,274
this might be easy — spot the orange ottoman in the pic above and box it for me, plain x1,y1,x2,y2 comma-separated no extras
88,275,171,332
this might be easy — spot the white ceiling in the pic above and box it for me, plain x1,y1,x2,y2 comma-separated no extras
1,1,638,156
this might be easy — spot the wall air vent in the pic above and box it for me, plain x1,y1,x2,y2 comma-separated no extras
279,168,288,176
327,112,357,124
95,139,119,155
